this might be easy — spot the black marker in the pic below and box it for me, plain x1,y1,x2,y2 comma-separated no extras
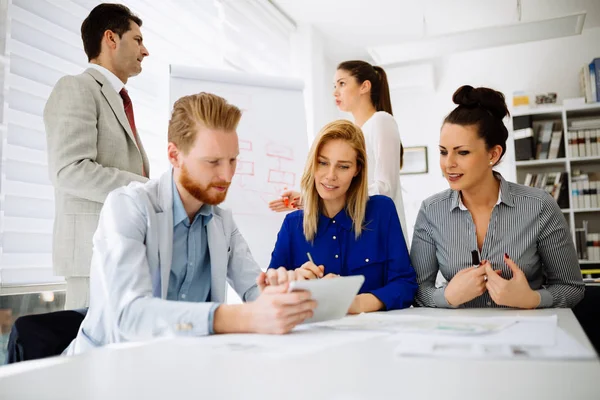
471,250,481,268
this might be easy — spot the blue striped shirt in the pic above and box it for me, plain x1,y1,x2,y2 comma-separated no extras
410,172,584,308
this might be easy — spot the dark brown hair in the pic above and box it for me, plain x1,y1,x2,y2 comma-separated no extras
81,3,142,61
337,60,404,168
444,85,510,164
337,60,393,115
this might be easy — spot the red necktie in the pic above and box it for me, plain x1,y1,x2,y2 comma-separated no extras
119,88,147,177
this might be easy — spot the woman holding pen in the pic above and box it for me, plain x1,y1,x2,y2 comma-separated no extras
269,61,408,244
265,120,417,313
411,85,584,309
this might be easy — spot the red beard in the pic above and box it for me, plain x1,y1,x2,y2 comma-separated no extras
179,164,230,205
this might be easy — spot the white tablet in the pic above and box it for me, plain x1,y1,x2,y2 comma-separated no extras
288,275,365,324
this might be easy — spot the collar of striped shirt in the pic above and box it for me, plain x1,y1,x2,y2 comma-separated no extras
452,172,516,211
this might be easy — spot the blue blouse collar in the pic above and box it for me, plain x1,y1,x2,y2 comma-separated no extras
317,207,353,233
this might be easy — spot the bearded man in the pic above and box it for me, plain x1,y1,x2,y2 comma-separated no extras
64,93,316,355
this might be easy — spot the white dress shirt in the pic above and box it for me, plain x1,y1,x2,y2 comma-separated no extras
87,63,125,95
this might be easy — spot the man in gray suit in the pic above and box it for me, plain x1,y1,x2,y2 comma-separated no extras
44,4,150,308
64,93,316,354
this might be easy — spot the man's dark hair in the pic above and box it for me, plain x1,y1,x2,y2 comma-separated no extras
81,3,142,61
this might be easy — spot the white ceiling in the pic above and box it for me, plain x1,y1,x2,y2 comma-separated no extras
273,0,600,62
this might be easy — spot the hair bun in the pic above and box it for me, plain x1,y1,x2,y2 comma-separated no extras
452,85,509,120
452,85,478,107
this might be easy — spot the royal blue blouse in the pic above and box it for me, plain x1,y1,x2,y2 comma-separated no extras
268,195,417,310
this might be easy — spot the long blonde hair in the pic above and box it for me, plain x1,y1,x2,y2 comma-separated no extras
301,120,369,242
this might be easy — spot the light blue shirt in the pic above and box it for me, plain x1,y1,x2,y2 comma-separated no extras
168,177,217,330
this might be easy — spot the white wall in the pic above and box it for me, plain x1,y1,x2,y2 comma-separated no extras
291,24,345,144
392,27,600,241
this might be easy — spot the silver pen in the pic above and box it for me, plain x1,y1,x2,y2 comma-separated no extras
306,252,321,279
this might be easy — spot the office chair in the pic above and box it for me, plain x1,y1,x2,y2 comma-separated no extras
5,308,87,364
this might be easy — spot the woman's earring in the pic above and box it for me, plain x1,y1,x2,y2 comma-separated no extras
489,161,494,165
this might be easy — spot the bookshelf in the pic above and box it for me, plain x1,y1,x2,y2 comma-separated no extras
512,103,600,280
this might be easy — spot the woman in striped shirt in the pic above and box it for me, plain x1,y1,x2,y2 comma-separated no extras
411,85,584,309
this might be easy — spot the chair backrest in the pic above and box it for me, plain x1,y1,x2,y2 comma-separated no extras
6,309,87,364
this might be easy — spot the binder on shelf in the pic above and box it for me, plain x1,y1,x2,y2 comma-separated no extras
580,64,594,103
514,127,535,161
577,131,587,157
556,172,569,209
576,222,588,261
592,58,600,102
547,130,564,159
591,181,599,208
590,61,598,103
513,115,532,130
591,130,599,157
585,130,592,157
569,131,579,157
536,121,554,159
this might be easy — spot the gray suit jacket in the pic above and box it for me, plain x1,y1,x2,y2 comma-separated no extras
66,170,262,354
44,68,150,277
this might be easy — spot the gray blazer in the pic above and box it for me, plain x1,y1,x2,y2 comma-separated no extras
65,170,262,354
44,68,150,277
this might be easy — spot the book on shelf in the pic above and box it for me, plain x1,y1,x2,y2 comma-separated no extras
592,58,600,102
578,130,586,156
514,120,565,161
574,221,600,264
580,64,594,103
575,223,588,261
569,129,600,158
581,269,600,276
583,277,600,283
535,121,554,159
523,171,569,208
579,57,600,103
571,171,600,209
587,233,600,262
547,130,564,159
570,118,600,130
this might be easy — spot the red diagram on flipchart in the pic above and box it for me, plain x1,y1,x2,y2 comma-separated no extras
234,139,296,213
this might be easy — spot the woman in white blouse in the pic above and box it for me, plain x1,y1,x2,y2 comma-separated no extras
269,60,408,243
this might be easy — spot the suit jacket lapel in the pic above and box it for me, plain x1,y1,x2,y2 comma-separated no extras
85,68,141,155
207,215,227,303
157,171,174,299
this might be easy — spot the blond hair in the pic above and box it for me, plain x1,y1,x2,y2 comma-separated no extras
168,92,242,154
301,120,369,242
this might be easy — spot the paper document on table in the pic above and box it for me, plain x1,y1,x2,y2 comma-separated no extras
394,327,596,360
184,325,387,358
386,315,558,346
314,314,555,342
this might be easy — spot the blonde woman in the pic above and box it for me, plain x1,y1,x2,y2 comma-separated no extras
267,120,416,313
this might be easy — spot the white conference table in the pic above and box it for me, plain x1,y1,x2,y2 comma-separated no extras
0,307,598,400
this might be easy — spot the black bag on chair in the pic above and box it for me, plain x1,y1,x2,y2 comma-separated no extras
6,309,87,364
